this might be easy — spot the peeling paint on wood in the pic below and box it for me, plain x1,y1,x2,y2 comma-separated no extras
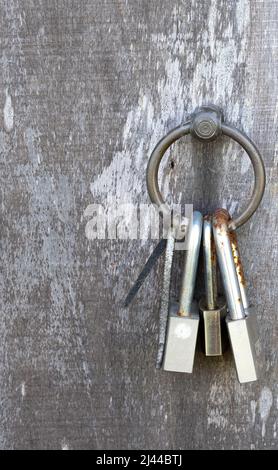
3,88,14,133
0,0,277,450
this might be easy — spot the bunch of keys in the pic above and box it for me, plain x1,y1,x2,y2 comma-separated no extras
160,209,259,383
144,105,266,384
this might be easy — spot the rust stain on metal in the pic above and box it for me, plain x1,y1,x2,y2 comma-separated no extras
213,209,247,288
213,208,231,230
229,230,247,287
178,309,186,317
211,238,217,266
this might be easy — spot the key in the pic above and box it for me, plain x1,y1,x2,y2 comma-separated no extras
212,209,259,383
199,216,226,356
229,228,259,344
163,211,203,373
156,227,176,369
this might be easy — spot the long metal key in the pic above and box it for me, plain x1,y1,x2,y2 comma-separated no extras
163,211,203,373
213,209,259,383
199,216,226,356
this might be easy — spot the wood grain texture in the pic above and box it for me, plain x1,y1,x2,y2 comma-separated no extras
0,0,277,450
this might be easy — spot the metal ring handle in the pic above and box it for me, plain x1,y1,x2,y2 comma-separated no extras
146,105,266,230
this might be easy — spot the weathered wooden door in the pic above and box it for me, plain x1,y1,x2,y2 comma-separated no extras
0,0,277,450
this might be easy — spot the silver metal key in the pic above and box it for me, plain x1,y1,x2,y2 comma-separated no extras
163,211,203,373
213,209,259,383
199,216,226,356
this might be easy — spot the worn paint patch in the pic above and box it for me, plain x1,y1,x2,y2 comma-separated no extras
3,88,14,132
207,408,229,429
259,387,273,438
25,127,42,165
21,382,26,398
241,155,252,175
87,57,185,230
61,439,69,450
207,383,230,431
250,400,257,426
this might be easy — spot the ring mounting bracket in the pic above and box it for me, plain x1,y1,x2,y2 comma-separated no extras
146,104,265,230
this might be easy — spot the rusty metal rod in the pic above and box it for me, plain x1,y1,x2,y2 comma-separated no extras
203,216,218,310
229,230,249,310
212,209,245,321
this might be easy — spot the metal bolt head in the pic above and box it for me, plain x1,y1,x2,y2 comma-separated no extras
191,105,223,142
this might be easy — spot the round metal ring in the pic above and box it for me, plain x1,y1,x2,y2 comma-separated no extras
146,116,265,230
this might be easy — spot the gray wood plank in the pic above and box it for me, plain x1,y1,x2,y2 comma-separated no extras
0,0,277,449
